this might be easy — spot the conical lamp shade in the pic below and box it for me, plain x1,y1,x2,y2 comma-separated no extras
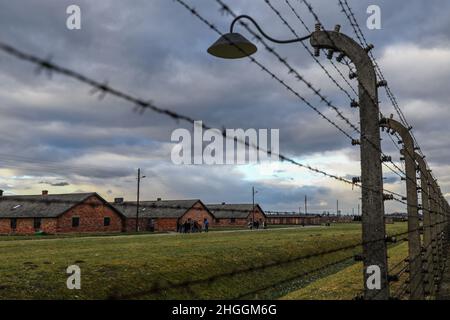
207,33,257,59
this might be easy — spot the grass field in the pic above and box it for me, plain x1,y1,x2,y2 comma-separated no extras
281,241,409,299
0,223,407,300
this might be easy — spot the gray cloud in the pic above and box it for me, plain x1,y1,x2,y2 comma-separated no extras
39,181,70,187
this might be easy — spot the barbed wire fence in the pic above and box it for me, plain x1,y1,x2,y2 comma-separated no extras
0,0,448,300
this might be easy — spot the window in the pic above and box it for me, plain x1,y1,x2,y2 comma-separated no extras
230,218,236,223
34,218,42,230
72,217,80,227
104,217,111,227
215,219,220,223
10,218,17,230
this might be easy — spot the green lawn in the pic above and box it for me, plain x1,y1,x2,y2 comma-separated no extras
281,241,409,300
0,223,407,300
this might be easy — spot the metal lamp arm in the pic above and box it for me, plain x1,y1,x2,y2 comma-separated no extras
230,15,311,44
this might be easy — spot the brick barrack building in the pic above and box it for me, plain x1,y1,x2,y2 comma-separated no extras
207,203,267,227
112,198,214,232
0,190,124,235
265,214,321,226
0,190,327,235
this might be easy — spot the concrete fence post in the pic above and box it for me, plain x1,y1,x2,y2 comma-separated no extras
311,29,388,300
379,118,423,299
429,178,441,290
437,189,443,272
415,153,433,296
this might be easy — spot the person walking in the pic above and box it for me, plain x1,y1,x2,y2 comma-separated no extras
204,218,209,233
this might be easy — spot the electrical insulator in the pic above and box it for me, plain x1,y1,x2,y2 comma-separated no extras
365,44,374,52
377,80,388,87
336,52,346,62
383,194,394,201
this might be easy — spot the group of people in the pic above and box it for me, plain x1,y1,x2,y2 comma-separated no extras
249,219,266,229
177,218,209,233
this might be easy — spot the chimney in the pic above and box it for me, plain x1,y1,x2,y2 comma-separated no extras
42,190,48,196
0,190,3,197
114,197,124,204
157,197,162,201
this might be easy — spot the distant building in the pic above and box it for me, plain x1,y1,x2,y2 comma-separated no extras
385,212,408,222
319,214,354,224
266,214,321,226
207,203,266,227
0,190,124,235
112,198,214,232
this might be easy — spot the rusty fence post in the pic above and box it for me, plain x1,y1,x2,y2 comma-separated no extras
379,117,423,299
311,28,388,300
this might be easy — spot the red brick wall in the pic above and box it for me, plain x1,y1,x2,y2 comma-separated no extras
214,218,247,227
179,202,214,228
0,218,56,235
124,218,144,232
252,209,266,224
56,195,123,233
154,218,177,231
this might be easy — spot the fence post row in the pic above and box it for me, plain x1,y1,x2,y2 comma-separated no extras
310,28,388,300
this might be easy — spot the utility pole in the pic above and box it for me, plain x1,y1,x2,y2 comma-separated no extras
311,26,388,299
252,186,256,228
135,168,146,232
305,195,308,215
336,199,339,216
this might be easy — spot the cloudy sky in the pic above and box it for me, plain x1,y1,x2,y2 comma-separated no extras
0,0,449,214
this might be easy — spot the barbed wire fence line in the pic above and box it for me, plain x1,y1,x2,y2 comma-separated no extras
0,0,448,301
300,0,448,244
177,0,446,300
337,0,428,166
294,0,417,191
214,0,419,213
0,9,412,205
335,0,446,232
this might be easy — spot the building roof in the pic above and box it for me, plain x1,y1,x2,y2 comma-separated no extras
266,214,321,219
207,203,265,219
112,199,204,219
0,193,100,218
